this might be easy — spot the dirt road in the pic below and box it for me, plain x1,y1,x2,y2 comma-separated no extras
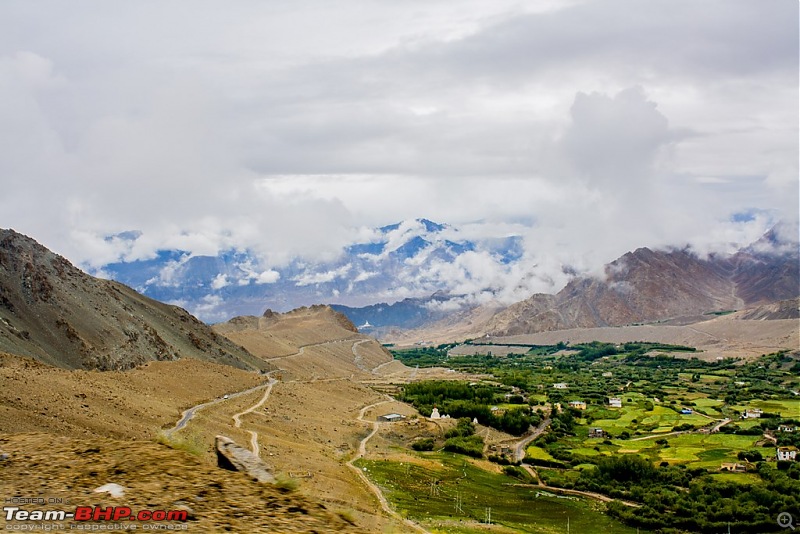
165,381,272,435
514,417,551,462
346,398,431,534
232,377,278,456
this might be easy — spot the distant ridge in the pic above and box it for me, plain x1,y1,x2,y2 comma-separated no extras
484,228,799,336
0,229,269,371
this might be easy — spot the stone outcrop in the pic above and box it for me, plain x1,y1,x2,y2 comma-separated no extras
215,435,275,483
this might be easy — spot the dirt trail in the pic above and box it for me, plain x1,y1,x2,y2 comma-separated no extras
263,336,360,361
166,381,272,435
346,398,431,534
232,377,278,456
514,417,551,462
351,339,370,371
519,465,640,507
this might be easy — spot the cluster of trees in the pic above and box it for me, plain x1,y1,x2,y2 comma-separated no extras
564,455,800,532
443,418,484,458
399,381,541,436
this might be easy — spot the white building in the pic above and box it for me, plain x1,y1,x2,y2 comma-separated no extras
430,407,441,420
742,408,763,419
777,447,798,461
553,383,568,390
608,397,622,408
378,413,405,423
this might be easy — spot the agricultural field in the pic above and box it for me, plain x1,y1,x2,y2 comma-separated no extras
384,341,800,532
356,453,645,533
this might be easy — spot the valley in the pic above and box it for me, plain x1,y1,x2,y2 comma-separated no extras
1,230,798,533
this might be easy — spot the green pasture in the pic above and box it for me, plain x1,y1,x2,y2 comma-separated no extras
709,473,763,485
731,399,800,417
356,453,647,533
526,446,555,461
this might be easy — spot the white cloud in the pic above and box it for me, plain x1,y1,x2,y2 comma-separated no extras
255,269,280,284
292,264,352,287
0,0,794,306
211,274,229,290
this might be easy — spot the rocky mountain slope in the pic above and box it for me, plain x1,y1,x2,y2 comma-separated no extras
483,232,799,336
0,229,268,370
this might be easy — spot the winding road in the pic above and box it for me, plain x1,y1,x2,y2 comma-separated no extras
165,381,273,435
346,398,431,534
514,417,552,462
232,377,278,456
262,337,360,361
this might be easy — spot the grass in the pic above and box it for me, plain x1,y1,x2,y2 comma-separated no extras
525,446,555,461
356,453,648,533
274,474,300,492
709,473,763,485
732,399,800,416
154,430,206,456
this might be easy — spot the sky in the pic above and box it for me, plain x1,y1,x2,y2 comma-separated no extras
0,0,797,303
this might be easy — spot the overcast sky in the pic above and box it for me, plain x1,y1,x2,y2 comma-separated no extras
1,0,797,293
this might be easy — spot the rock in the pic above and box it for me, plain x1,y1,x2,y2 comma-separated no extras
172,503,195,520
215,436,275,483
93,483,125,498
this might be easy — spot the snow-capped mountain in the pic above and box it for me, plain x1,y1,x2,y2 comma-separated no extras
96,219,525,322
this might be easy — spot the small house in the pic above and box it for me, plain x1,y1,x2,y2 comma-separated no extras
719,463,746,473
742,408,763,419
553,383,568,390
378,413,406,423
588,428,605,438
568,401,587,410
777,447,798,462
680,408,693,415
778,425,795,433
608,397,622,408
602,372,613,378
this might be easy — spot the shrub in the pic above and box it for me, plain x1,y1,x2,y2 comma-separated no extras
411,438,435,451
443,435,484,458
155,430,205,456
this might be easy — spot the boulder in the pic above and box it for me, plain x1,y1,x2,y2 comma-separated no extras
215,436,275,483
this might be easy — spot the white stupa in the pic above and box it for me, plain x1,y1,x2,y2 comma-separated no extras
430,407,441,419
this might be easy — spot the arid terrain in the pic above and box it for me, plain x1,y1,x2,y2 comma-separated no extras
0,305,456,532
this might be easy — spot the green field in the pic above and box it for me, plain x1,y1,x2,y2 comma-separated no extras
526,446,555,461
709,472,763,485
589,403,709,434
731,399,800,416
356,453,648,533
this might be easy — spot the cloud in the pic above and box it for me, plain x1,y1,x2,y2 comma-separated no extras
0,0,794,309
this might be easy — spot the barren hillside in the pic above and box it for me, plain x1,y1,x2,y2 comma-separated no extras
0,433,358,533
484,243,798,337
0,229,267,371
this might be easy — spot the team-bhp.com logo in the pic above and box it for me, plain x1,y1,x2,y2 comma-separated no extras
4,506,188,529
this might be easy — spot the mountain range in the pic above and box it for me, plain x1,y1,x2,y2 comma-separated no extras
483,228,799,336
96,219,523,322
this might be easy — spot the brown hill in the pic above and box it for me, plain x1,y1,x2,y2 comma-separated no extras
0,229,267,371
213,305,392,380
733,298,800,321
484,236,799,336
0,352,266,440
